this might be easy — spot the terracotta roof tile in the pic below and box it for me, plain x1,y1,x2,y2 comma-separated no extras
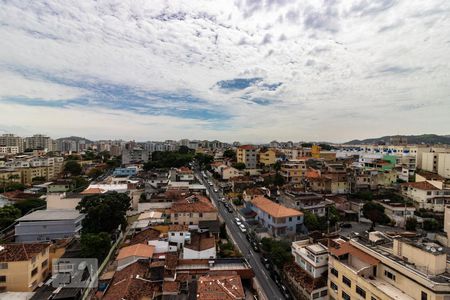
163,280,180,293
197,274,245,300
116,244,155,260
168,224,189,232
128,228,161,246
170,195,217,213
251,196,303,218
103,261,160,300
184,232,215,252
0,243,50,262
402,181,439,190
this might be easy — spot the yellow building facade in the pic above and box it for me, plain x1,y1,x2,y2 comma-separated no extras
0,243,50,292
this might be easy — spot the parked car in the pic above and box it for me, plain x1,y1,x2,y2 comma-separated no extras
251,241,260,252
239,224,247,232
214,188,218,192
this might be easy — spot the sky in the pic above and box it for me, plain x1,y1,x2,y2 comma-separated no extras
0,0,449,143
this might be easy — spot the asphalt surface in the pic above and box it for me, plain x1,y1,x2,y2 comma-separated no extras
196,171,286,300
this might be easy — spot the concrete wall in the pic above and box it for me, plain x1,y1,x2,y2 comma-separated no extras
183,247,216,259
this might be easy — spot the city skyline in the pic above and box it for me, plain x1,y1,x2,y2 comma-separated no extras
1,0,450,142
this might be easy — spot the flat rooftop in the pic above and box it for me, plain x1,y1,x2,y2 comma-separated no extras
17,209,83,221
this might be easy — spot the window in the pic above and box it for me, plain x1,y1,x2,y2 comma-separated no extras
0,263,7,269
342,276,351,287
0,276,5,283
320,290,328,297
297,216,301,220
330,267,338,277
330,281,338,292
421,291,428,300
289,217,292,221
384,270,396,281
31,267,38,277
312,292,320,299
179,232,183,236
342,291,351,300
356,286,366,298
171,232,175,236
41,259,48,268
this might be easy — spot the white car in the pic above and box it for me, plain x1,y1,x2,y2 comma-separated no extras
214,188,218,192
239,224,247,233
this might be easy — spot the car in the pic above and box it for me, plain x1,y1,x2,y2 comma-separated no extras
340,223,352,228
209,182,213,186
280,285,291,299
220,197,226,202
239,224,247,232
234,217,241,223
214,188,218,192
251,241,260,252
226,206,233,213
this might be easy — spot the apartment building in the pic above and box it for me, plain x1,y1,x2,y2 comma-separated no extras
250,195,304,237
281,159,307,184
4,156,64,185
379,201,416,227
328,233,450,300
169,195,218,227
0,134,24,153
0,243,50,292
122,148,149,164
401,181,450,212
0,146,19,155
286,240,328,300
15,210,84,242
258,148,277,166
236,145,257,169
24,134,54,151
0,169,21,184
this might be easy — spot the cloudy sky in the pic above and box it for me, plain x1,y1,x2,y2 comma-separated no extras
1,0,449,143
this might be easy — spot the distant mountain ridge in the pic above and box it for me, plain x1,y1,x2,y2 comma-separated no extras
56,136,94,143
344,134,450,145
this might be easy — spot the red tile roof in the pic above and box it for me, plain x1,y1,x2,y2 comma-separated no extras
170,195,217,213
197,274,245,300
283,262,327,293
329,242,379,266
128,228,161,246
116,244,155,260
238,145,256,150
163,280,180,293
0,243,50,262
103,261,160,300
402,181,439,190
184,232,215,252
251,196,303,218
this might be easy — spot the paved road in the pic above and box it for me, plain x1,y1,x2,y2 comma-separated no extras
196,171,285,300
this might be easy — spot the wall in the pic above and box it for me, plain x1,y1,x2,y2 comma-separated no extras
183,247,216,259
15,217,83,242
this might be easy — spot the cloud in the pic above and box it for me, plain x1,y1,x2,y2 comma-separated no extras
0,0,449,142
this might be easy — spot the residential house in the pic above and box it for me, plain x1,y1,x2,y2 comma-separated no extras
196,274,245,300
15,209,84,242
169,195,218,227
284,239,328,300
221,166,241,180
182,232,216,259
236,145,257,169
258,149,276,166
0,243,50,292
401,181,450,212
281,159,307,184
250,196,304,237
281,191,330,216
168,224,190,250
47,179,75,193
328,233,450,300
116,244,155,271
378,200,416,227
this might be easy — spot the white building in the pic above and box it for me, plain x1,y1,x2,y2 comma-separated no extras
182,233,216,259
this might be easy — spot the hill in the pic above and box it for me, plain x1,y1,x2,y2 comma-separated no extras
344,134,450,145
56,136,94,143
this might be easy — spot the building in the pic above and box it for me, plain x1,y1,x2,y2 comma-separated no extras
379,200,416,227
0,243,50,292
281,159,307,184
259,148,277,166
221,166,241,180
47,179,75,193
15,209,84,242
281,191,329,216
236,145,257,169
0,169,21,185
168,224,190,249
116,244,155,271
401,181,450,212
285,240,328,300
196,274,245,300
437,153,450,179
250,196,304,237
24,134,54,151
175,167,195,182
0,134,24,153
121,148,149,164
46,193,82,210
328,233,450,300
0,146,20,155
182,232,216,259
169,195,218,227
112,167,138,177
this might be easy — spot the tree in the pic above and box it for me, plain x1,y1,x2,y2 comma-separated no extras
80,232,111,262
87,168,103,179
72,176,88,189
423,219,440,231
76,192,131,234
195,153,214,170
223,149,236,160
13,199,46,215
232,162,246,170
362,201,390,230
0,205,21,229
178,145,194,154
261,238,292,269
405,217,417,231
304,211,320,231
273,173,285,186
64,160,82,176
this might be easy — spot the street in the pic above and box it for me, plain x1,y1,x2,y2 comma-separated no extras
196,170,286,300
